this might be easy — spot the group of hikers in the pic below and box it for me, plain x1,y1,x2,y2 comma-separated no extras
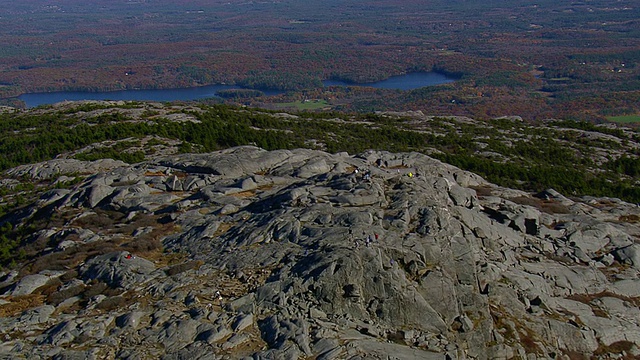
350,229,380,249
353,168,373,181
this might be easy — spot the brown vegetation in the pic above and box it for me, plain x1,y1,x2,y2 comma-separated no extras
0,294,45,317
166,260,204,277
470,185,493,198
593,341,636,359
95,296,127,311
509,196,570,214
619,214,640,224
567,291,640,308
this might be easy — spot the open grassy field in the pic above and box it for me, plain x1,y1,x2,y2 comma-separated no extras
608,115,640,123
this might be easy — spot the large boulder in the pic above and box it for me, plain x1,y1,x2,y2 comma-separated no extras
613,244,640,269
12,273,59,296
79,252,156,289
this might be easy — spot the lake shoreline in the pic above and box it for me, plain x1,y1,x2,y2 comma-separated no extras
17,72,456,108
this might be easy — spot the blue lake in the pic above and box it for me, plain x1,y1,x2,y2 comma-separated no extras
19,84,263,109
19,72,454,108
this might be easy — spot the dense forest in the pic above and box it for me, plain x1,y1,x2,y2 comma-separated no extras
0,0,638,122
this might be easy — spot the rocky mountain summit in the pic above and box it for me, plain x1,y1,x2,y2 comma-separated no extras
1,146,640,359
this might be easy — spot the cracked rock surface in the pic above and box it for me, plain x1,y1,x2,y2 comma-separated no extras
1,146,640,359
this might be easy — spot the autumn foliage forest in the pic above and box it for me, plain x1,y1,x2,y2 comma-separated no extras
0,0,638,121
